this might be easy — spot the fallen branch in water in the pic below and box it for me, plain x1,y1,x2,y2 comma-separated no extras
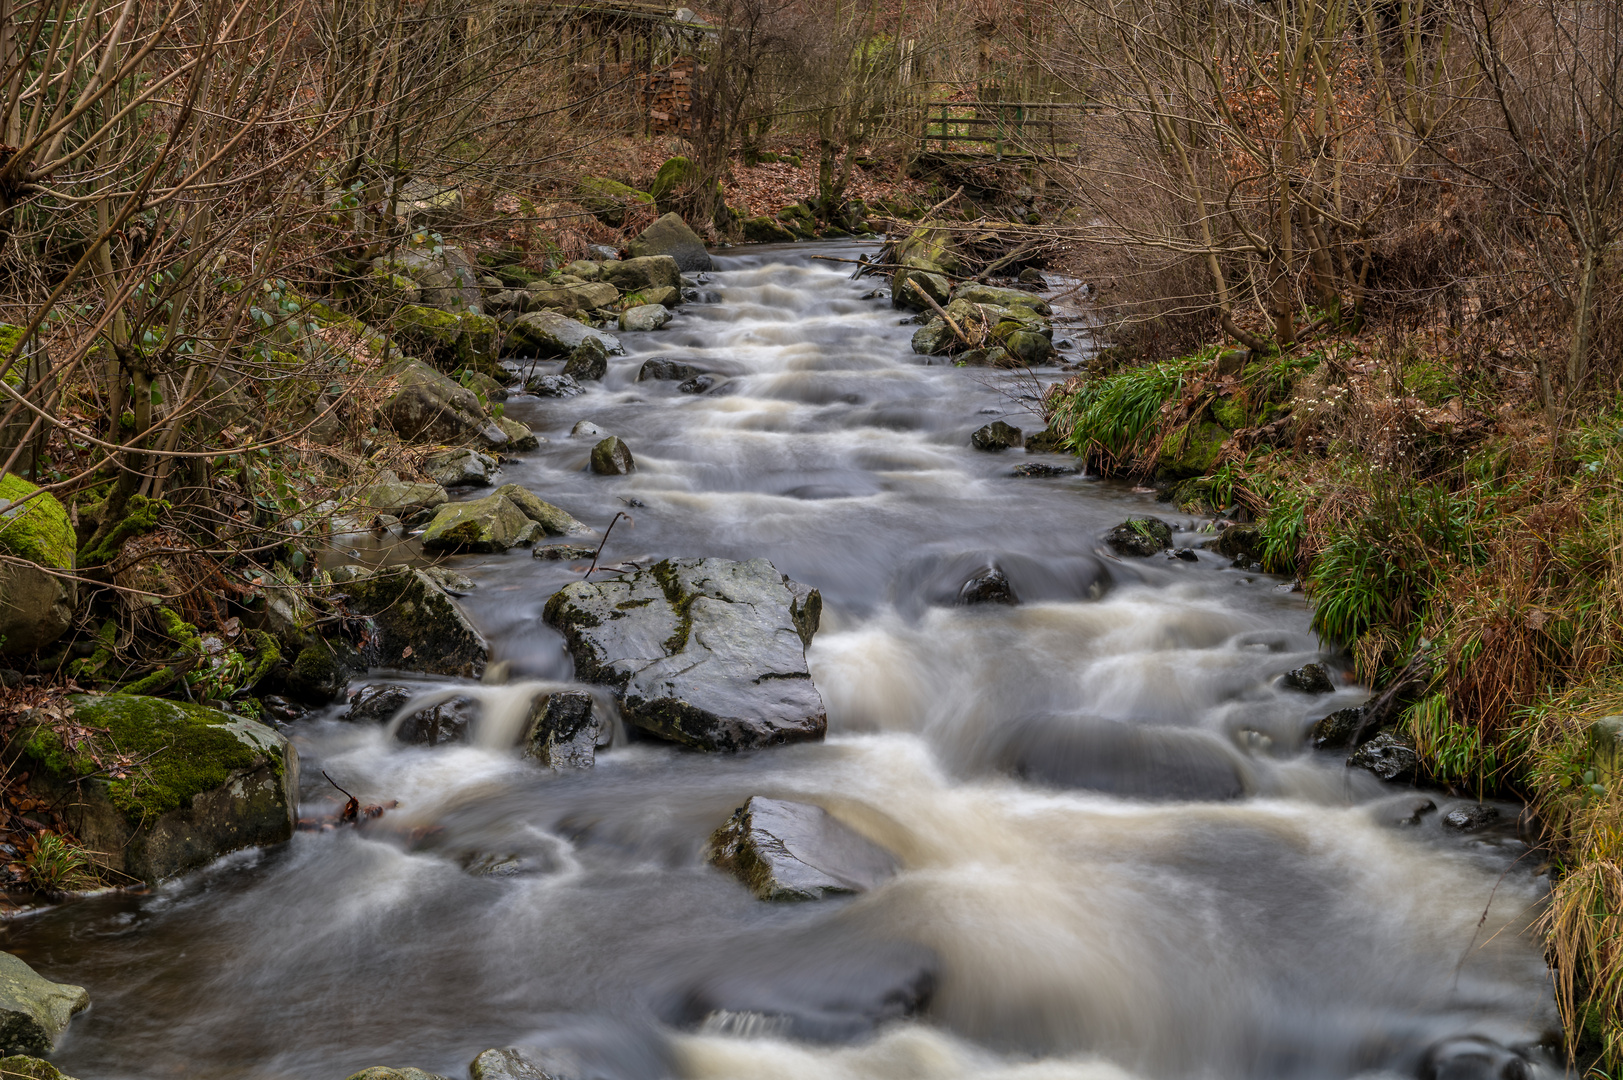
584,512,632,581
909,282,972,346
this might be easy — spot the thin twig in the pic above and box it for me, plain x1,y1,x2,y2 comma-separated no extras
321,770,355,803
583,512,630,581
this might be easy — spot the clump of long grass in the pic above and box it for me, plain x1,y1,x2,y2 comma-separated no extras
24,833,96,895
1049,347,1216,472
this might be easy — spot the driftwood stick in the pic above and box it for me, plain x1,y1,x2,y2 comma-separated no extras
908,280,971,346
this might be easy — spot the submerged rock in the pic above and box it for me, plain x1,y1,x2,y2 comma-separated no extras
345,1070,452,1080
525,373,586,398
678,374,717,394
524,690,600,769
1348,729,1419,782
544,557,825,751
590,436,636,475
0,952,89,1056
1011,462,1079,478
1443,804,1501,831
16,694,297,883
959,567,1016,605
343,567,488,678
708,796,897,901
1105,517,1173,557
394,696,477,747
638,357,700,382
970,421,1023,451
345,683,414,724
989,715,1250,801
1280,663,1334,695
1421,1036,1535,1080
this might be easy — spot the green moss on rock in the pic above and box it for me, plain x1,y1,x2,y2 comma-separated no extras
0,1055,81,1080
0,475,73,570
1155,420,1230,481
577,177,655,228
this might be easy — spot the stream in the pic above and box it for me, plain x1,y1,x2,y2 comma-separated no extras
6,242,1556,1080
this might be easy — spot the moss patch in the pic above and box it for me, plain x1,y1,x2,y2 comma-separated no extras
78,494,165,566
23,695,272,823
0,474,74,570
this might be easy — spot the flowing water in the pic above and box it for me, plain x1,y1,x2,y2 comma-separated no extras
6,243,1556,1080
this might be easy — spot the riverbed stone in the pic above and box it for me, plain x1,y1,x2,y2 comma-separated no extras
0,1057,83,1080
1280,663,1334,695
394,695,477,746
959,567,1016,605
1443,804,1500,831
561,338,610,381
0,474,76,655
469,1047,560,1080
1310,706,1371,749
422,448,497,488
602,255,681,293
15,694,297,884
345,1069,453,1080
506,311,623,359
639,357,700,381
345,683,414,724
1105,517,1173,557
991,715,1250,801
892,267,951,312
950,283,1053,316
1348,729,1419,782
0,953,89,1056
496,417,541,451
1213,524,1264,565
342,567,488,678
590,436,635,475
626,212,713,272
354,474,448,522
544,557,826,751
524,690,599,769
493,484,591,536
524,373,585,398
418,493,537,553
971,421,1023,451
378,358,508,449
619,304,672,332
910,318,956,356
708,796,897,901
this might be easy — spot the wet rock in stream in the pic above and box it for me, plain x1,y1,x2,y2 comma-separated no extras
341,567,488,678
1310,706,1373,749
345,1069,453,1080
0,952,89,1056
524,690,600,768
1348,729,1420,782
988,715,1251,801
1105,516,1173,557
1279,663,1335,695
0,1057,83,1080
525,373,586,398
1443,804,1501,831
470,1049,558,1080
637,357,700,382
959,567,1016,605
1422,1036,1535,1080
970,420,1023,451
544,557,824,751
708,796,898,900
590,436,635,475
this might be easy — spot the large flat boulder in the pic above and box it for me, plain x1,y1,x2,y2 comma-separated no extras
708,796,897,900
0,475,75,655
419,492,538,553
504,312,623,359
543,558,825,751
626,213,713,272
15,694,298,883
342,567,488,678
0,952,88,1056
602,255,681,293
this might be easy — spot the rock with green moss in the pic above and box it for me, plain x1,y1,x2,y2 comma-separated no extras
354,472,449,522
619,304,671,333
971,421,1023,451
1105,517,1173,558
0,953,88,1057
892,266,951,312
377,358,509,449
648,156,700,213
1210,397,1248,431
15,694,297,883
496,417,541,451
543,557,825,751
949,283,1052,316
344,1068,453,1080
895,225,961,275
1213,524,1264,565
423,448,497,489
910,319,956,356
521,283,619,317
343,567,488,678
418,493,538,553
0,474,76,655
379,247,481,313
493,484,590,536
601,256,681,294
741,215,796,243
576,177,655,228
392,306,501,380
562,338,610,382
0,1055,83,1080
707,796,897,901
1154,420,1229,480
589,436,635,475
996,327,1054,366
505,312,623,360
626,212,712,273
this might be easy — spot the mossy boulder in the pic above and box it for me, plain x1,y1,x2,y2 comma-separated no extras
1213,524,1264,565
896,225,962,274
602,255,681,293
626,212,712,272
620,304,672,332
1105,517,1173,557
377,358,509,449
418,493,538,553
496,416,541,451
353,473,448,522
590,436,635,475
393,305,501,380
741,215,796,243
522,283,619,317
493,484,590,536
0,474,76,655
0,1055,83,1080
504,311,623,359
1210,397,1248,431
971,421,1023,451
343,567,488,678
892,266,951,312
15,694,298,883
0,953,88,1057
910,319,956,356
950,283,1052,316
576,177,655,228
1154,420,1230,481
648,156,700,213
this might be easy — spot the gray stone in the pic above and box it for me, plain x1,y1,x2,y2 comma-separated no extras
378,358,508,448
493,484,591,535
1443,804,1500,831
570,420,602,438
1280,663,1334,695
343,567,488,678
590,436,635,475
525,373,585,398
0,565,72,656
1348,729,1419,782
393,180,463,229
679,374,717,394
383,246,480,312
971,421,1023,451
602,255,682,293
1310,706,1371,749
0,953,88,1056
533,544,598,561
1105,517,1173,557
990,715,1250,801
892,268,951,312
17,694,298,885
619,304,672,332
708,796,897,901
496,417,541,451
524,690,599,768
910,318,956,356
469,1048,559,1080
950,282,1053,315
562,338,610,381
506,311,623,359
344,683,414,724
422,448,497,488
543,557,825,751
563,260,601,280
626,212,713,272
959,568,1015,605
354,474,448,521
345,1068,454,1080
639,357,700,382
394,695,477,746
418,493,536,553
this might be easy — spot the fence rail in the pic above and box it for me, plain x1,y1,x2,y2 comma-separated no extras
918,100,1103,161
